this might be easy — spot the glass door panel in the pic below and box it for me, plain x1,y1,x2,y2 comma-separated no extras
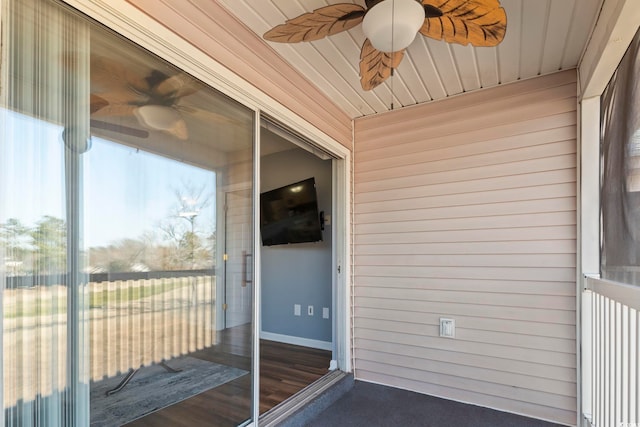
1,0,91,424
1,0,256,425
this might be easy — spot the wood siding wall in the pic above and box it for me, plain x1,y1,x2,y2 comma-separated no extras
353,70,578,426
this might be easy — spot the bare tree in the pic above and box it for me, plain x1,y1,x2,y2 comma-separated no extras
86,180,216,273
158,180,214,269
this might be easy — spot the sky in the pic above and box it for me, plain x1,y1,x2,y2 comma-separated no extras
2,108,216,248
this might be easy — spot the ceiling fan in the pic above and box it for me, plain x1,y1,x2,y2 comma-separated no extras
89,56,236,140
264,0,507,91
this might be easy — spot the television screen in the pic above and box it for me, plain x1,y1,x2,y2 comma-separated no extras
260,177,323,246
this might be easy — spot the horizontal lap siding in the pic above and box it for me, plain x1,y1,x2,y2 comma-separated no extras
353,70,578,426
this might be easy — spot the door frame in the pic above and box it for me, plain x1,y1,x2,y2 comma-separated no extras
257,116,350,366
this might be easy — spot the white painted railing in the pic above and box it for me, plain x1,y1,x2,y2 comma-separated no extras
87,274,216,381
3,273,216,409
583,276,640,427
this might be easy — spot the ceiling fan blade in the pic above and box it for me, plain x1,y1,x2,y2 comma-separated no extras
91,55,150,93
163,118,189,141
91,102,138,118
91,88,143,108
90,94,135,122
90,119,149,138
90,94,109,114
155,74,199,99
424,4,444,18
420,0,507,47
359,39,405,91
264,4,366,43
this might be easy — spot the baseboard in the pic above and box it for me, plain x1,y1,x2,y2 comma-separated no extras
260,331,332,351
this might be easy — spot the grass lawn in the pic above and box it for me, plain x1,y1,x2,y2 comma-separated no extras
4,278,203,318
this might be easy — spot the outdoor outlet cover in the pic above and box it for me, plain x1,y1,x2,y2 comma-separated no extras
439,318,455,338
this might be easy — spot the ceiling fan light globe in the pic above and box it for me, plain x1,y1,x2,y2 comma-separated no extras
362,0,425,53
134,105,181,131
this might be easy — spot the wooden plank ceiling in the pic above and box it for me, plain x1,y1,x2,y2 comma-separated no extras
216,0,603,119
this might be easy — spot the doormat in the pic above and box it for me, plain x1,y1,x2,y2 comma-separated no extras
90,356,248,426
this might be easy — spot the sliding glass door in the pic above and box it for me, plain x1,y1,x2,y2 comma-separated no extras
1,0,255,425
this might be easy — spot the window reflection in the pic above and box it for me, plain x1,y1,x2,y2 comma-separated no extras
85,22,255,427
1,0,255,425
85,137,218,373
1,109,69,414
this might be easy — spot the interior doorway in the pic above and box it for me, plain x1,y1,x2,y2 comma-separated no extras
257,118,338,410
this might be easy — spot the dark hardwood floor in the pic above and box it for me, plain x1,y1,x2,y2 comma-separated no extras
125,324,331,427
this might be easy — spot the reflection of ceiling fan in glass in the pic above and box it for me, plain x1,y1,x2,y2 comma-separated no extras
90,56,235,140
264,0,507,91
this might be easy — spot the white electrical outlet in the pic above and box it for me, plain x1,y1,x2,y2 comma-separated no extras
294,304,301,316
308,305,314,316
439,318,455,338
322,307,330,319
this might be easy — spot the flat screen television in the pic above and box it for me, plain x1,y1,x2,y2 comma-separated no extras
260,177,323,246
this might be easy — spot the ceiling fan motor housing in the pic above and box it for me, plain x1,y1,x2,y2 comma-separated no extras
134,104,182,131
362,0,426,53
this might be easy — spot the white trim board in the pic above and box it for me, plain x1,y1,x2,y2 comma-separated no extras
260,331,332,352
579,0,640,98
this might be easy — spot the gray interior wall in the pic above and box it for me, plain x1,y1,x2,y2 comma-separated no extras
260,147,332,343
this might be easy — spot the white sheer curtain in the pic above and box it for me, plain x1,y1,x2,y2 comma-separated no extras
1,0,90,425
